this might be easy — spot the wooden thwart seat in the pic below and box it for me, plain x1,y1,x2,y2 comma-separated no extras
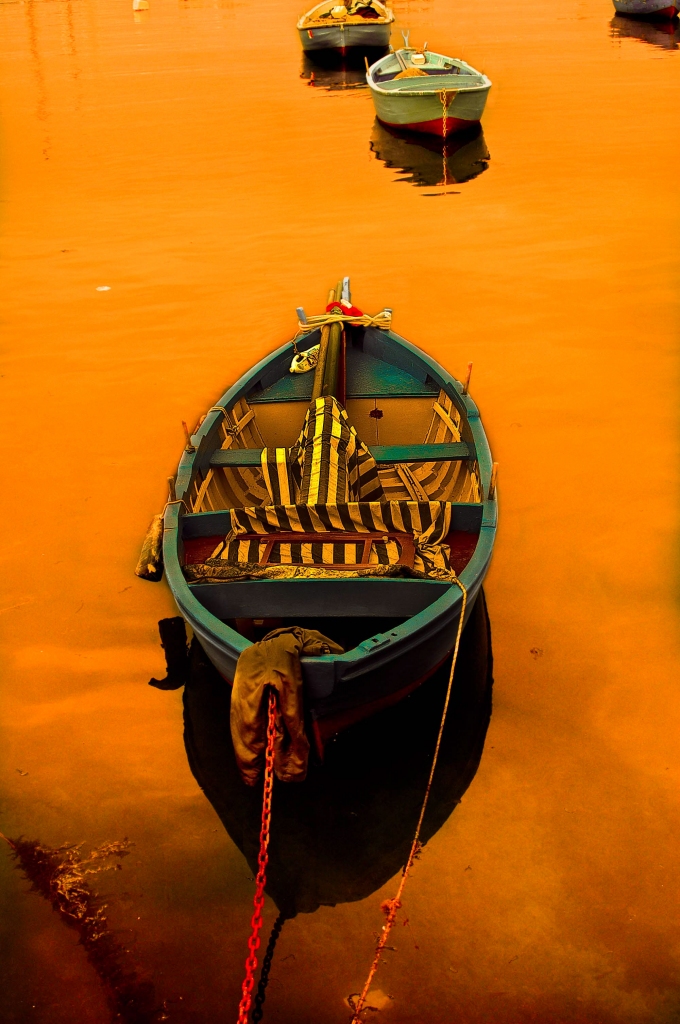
210,441,474,468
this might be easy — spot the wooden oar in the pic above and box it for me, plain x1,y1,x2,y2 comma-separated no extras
322,280,344,398
311,286,336,401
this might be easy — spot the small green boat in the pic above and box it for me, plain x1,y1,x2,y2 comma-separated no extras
367,45,491,138
151,282,497,754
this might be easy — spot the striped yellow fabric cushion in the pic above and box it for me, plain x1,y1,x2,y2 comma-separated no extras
260,447,294,505
290,396,384,504
223,537,403,567
211,500,452,573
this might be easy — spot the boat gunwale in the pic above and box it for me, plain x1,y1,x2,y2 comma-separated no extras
162,327,497,671
367,50,491,96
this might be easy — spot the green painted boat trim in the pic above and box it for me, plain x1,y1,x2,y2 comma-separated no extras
181,502,486,539
209,441,474,467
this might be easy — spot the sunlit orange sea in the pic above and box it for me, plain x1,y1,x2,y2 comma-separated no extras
1,0,680,1020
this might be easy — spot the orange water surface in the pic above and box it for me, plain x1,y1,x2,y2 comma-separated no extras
1,0,680,1020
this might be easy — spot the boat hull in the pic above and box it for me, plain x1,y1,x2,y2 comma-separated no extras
299,23,392,53
173,563,489,751
612,0,678,15
368,82,491,138
183,588,493,917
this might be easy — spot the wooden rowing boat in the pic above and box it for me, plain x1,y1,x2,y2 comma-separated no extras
153,282,497,754
297,0,394,56
367,46,491,138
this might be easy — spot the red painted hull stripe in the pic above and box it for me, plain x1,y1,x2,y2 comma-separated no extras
379,115,481,138
620,2,678,14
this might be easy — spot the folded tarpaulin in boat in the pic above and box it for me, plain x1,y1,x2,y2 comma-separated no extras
258,396,382,506
231,626,344,785
260,447,294,505
185,561,458,583
186,561,456,585
210,500,453,572
290,395,384,504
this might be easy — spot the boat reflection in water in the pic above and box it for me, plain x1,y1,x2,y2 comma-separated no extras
300,50,383,90
183,589,493,919
370,119,490,190
610,12,680,47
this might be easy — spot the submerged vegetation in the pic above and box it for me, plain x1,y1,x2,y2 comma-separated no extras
1,832,167,1024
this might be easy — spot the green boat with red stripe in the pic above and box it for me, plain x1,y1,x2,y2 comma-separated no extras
367,45,491,138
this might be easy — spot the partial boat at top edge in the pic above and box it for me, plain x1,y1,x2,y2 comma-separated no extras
612,0,678,18
297,0,394,56
159,282,497,755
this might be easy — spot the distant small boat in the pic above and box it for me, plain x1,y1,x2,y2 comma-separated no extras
367,46,491,138
297,0,394,56
612,0,678,17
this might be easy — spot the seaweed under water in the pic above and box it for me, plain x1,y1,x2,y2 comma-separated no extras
1,832,168,1024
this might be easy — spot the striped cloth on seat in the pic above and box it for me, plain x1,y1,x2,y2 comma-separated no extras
216,536,402,567
210,500,452,573
260,448,294,505
289,396,384,504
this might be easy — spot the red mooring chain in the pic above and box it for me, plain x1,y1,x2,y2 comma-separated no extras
236,688,277,1024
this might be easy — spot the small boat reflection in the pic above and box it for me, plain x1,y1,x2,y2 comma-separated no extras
370,119,490,190
610,12,680,47
300,50,381,89
183,590,493,918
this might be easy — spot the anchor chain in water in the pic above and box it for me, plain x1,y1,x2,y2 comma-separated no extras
251,911,288,1024
236,689,277,1024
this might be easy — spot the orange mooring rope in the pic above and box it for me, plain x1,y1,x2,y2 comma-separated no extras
350,578,468,1023
236,688,277,1024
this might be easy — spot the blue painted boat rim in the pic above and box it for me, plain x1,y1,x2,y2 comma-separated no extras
366,50,491,96
368,78,491,98
162,326,497,674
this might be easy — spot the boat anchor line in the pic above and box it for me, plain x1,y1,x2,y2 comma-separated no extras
250,910,288,1024
232,576,469,1024
350,576,468,1024
436,88,460,198
236,688,278,1024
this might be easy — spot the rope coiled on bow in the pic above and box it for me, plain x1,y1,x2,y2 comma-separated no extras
295,309,392,337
